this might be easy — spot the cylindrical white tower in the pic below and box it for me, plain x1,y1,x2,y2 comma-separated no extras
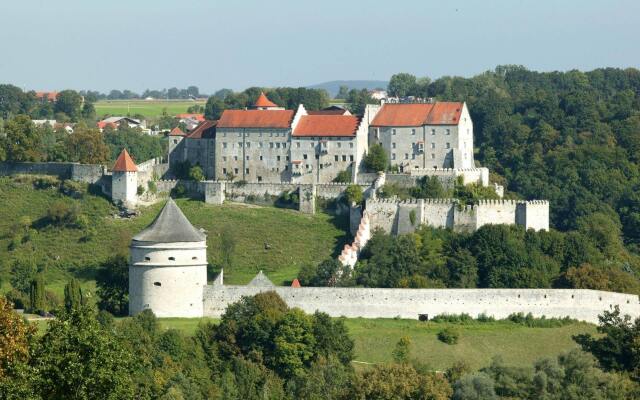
129,198,207,317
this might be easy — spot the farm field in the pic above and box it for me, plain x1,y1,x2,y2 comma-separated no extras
0,176,349,298
94,99,207,118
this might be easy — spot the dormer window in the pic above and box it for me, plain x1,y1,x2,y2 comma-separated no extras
168,257,175,261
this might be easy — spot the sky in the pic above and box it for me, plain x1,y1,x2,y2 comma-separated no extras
1,0,639,94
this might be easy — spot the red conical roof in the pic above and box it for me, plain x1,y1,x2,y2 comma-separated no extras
254,92,278,108
112,149,138,172
291,278,301,288
169,126,185,136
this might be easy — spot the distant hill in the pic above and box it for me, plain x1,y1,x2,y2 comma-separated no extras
307,80,388,98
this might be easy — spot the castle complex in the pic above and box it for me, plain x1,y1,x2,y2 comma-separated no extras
128,199,640,323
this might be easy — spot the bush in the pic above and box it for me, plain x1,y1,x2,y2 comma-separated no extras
147,180,157,194
171,183,187,198
4,288,28,309
59,179,85,197
437,327,460,345
33,175,60,189
431,314,474,324
344,184,363,205
333,170,351,183
506,312,576,328
364,143,388,172
188,165,205,181
46,200,81,227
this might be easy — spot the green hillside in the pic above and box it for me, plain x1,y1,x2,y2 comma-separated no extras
0,176,349,297
94,99,206,118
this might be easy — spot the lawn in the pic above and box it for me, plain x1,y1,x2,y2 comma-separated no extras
118,316,596,371
94,99,207,118
0,177,349,298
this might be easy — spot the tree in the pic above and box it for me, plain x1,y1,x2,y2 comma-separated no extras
189,164,205,181
64,123,109,164
204,96,226,120
351,363,452,400
29,275,46,314
388,73,418,97
32,307,135,399
0,84,33,118
95,254,129,316
2,115,43,161
311,312,354,365
346,88,377,115
10,258,38,294
0,295,35,379
54,90,83,121
452,373,497,400
344,184,363,205
336,85,350,99
272,308,316,378
392,336,412,363
363,143,388,172
63,278,84,312
298,259,353,287
574,306,640,381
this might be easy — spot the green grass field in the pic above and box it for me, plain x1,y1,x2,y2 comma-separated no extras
94,99,207,118
0,177,349,297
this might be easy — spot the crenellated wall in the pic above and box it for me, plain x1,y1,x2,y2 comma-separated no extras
365,198,550,234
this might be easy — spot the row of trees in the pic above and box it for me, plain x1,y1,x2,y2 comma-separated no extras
0,84,94,121
0,115,166,164
2,291,639,399
300,223,640,293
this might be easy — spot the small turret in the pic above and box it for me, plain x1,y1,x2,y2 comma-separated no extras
111,148,138,207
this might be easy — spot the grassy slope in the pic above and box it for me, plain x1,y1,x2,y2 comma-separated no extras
129,317,596,370
94,100,207,118
0,178,349,296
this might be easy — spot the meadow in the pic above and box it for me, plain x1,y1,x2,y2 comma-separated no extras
94,99,207,118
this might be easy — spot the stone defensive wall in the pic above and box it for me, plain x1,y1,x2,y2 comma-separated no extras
365,198,550,233
0,161,106,183
203,284,640,324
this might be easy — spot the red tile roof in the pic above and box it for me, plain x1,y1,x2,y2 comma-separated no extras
293,115,359,137
187,120,217,139
112,149,138,172
291,278,301,288
307,109,349,115
169,127,185,136
34,91,58,101
217,110,294,129
254,92,278,108
97,121,117,130
175,113,205,121
370,102,463,127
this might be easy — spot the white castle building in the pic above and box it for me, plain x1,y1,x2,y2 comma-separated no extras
129,200,640,323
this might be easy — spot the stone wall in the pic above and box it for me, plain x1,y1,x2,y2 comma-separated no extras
366,198,550,233
0,161,105,183
203,284,640,323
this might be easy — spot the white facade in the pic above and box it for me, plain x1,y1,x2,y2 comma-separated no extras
129,240,207,317
111,171,137,205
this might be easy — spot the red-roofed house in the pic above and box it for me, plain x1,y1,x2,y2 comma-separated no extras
369,102,473,170
34,91,58,102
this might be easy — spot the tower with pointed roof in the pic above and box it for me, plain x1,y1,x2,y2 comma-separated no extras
251,92,284,110
111,148,138,207
129,198,208,317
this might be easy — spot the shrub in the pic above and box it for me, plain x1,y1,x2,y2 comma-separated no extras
437,327,460,345
46,200,81,227
506,312,576,328
137,185,145,196
431,314,474,324
188,164,205,181
147,180,157,194
59,179,85,197
363,143,388,172
344,184,363,205
33,175,60,189
171,183,187,198
333,170,351,183
5,288,28,309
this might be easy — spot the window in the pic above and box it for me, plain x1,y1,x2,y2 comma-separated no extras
392,142,396,149
257,176,262,182
153,282,161,287
283,143,286,149
303,154,308,160
145,256,150,261
296,142,301,148
259,142,263,148
315,154,319,160
238,142,243,148
412,154,415,160
173,139,178,144
431,129,436,135
286,156,289,161
234,156,238,161
192,256,197,260
168,257,175,261
245,168,249,174
446,142,450,149
259,155,263,161
269,132,273,137
337,142,342,148
431,153,435,159
234,168,238,174
431,142,435,149
342,155,347,161
222,156,227,162
270,142,274,148
392,129,396,135
223,142,228,149
310,142,314,148
334,155,339,161
350,155,354,161
277,155,281,161
223,132,227,137
411,129,416,135
446,129,450,135
246,142,250,148
392,153,396,160
223,168,227,174
246,156,249,161
404,153,409,160
276,143,281,149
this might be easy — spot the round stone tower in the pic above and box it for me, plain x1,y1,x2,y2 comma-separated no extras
128,198,207,317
